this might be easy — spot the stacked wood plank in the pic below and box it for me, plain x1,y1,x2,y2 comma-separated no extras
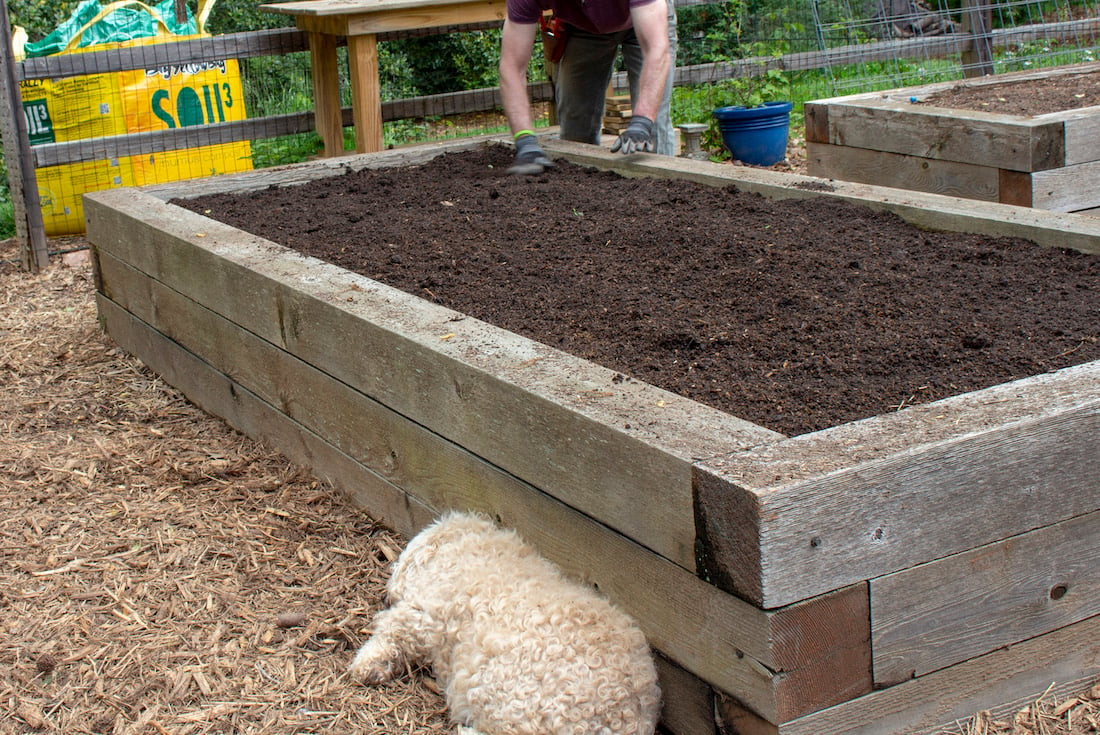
603,94,633,135
84,137,1100,735
805,62,1100,214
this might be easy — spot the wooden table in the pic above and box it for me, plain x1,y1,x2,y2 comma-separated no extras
262,0,507,156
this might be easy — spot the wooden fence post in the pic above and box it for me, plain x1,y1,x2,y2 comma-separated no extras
961,0,994,78
0,0,49,271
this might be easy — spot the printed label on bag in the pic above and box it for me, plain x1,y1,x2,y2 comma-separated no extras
23,99,55,145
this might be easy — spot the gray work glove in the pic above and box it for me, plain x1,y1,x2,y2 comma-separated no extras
508,134,553,175
611,115,655,154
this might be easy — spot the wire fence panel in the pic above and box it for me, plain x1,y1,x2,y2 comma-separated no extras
807,0,1100,95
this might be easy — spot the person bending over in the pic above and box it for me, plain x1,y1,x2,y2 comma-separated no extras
500,0,677,174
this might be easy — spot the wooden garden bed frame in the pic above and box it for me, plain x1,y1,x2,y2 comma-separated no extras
84,137,1100,735
805,62,1100,214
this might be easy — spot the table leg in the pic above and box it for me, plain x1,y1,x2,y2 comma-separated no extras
347,33,382,153
309,31,345,157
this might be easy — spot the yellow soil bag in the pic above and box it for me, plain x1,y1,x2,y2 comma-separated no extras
18,0,252,236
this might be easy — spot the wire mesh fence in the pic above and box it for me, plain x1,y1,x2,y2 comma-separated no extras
807,0,1100,95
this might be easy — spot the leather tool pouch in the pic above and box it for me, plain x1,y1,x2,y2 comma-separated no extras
540,13,568,63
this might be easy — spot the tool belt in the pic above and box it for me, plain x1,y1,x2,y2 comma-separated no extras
540,12,568,63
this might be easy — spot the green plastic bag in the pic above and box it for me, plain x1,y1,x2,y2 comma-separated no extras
23,0,197,58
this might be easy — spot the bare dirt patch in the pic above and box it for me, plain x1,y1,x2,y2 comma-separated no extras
927,69,1100,115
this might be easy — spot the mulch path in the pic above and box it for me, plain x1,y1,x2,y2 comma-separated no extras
177,144,1100,437
0,243,449,734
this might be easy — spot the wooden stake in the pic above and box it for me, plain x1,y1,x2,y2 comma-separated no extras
0,0,49,271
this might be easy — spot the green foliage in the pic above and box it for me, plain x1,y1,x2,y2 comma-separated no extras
239,53,313,116
249,133,322,168
677,0,746,65
6,0,82,40
0,157,14,241
382,29,502,97
378,44,421,101
203,0,287,34
451,29,504,90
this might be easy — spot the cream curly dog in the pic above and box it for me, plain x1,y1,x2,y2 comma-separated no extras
349,511,661,735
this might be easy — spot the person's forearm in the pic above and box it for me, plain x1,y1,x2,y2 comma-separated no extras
631,2,671,121
500,20,537,135
501,67,535,134
632,50,669,121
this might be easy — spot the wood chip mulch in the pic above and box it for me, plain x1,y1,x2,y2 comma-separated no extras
1,238,1097,735
0,240,449,733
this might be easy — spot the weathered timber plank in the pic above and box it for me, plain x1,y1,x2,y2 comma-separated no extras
1029,159,1100,211
95,284,748,735
87,137,1100,609
93,258,792,717
871,509,1100,685
715,695,780,735
654,656,718,735
543,139,1100,255
803,102,828,145
85,187,787,572
1061,107,1100,166
780,613,1100,735
94,243,879,721
769,584,872,721
94,295,436,538
998,168,1032,207
0,0,48,271
694,362,1100,608
342,2,506,34
820,100,1064,172
138,137,489,198
32,115,307,169
805,141,1000,201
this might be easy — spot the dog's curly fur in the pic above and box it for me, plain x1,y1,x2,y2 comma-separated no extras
349,511,661,735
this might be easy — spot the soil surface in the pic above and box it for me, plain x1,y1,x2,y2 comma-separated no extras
927,69,1100,115
176,145,1100,436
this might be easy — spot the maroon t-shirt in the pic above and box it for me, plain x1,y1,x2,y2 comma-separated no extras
507,0,658,34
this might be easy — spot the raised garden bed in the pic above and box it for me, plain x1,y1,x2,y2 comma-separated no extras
805,62,1100,213
84,137,1100,735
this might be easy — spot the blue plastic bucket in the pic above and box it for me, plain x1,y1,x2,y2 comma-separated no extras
712,101,793,166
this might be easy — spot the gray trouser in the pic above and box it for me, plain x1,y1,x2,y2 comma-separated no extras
554,3,678,156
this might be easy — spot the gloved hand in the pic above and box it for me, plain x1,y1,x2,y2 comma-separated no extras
508,134,553,175
611,115,655,154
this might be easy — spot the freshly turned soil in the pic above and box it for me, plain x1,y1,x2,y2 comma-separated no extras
926,69,1100,115
175,145,1100,436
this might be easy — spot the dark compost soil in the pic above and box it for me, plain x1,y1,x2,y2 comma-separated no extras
175,145,1100,436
